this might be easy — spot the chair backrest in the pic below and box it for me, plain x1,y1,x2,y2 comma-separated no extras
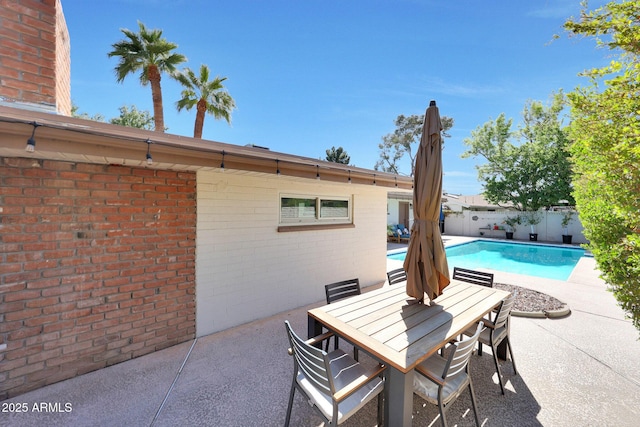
453,267,494,288
493,292,516,329
325,278,361,304
284,321,332,396
387,268,407,286
443,321,484,380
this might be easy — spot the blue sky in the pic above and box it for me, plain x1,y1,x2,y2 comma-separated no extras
63,0,608,194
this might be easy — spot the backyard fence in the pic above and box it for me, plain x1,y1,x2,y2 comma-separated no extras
443,210,587,244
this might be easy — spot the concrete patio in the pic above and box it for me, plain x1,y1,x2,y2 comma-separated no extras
3,237,640,426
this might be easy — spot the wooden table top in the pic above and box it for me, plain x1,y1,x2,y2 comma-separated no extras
308,280,510,373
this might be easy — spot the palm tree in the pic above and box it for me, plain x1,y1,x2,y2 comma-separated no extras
174,64,236,139
108,21,186,132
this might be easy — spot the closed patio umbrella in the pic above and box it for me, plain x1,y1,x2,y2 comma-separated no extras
403,100,450,302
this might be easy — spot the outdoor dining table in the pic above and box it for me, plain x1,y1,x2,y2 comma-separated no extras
307,279,511,427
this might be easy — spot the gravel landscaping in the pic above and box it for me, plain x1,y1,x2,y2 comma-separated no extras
495,282,567,313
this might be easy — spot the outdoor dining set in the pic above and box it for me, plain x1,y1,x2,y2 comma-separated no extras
283,268,518,427
283,101,518,426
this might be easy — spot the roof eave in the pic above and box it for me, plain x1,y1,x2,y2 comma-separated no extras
0,105,413,189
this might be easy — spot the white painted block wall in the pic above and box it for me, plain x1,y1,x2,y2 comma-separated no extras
196,170,389,336
444,210,587,244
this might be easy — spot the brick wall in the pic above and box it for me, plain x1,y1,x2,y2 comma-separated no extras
54,0,71,116
0,0,70,113
0,157,196,400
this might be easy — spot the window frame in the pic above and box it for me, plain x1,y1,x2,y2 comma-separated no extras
278,193,353,230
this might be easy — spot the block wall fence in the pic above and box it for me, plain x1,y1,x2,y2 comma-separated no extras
443,210,587,244
0,157,196,400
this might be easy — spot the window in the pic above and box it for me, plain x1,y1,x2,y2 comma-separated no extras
281,197,316,221
280,194,352,226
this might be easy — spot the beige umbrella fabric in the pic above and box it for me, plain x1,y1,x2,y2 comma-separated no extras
403,101,450,301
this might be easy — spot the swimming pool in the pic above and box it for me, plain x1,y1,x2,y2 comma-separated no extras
387,240,587,281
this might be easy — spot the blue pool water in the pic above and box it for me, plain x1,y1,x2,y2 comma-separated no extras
387,240,586,281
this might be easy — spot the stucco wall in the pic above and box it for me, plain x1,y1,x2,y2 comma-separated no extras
387,197,413,228
196,170,389,336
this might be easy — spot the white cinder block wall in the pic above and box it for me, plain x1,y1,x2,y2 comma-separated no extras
196,170,389,336
444,211,587,244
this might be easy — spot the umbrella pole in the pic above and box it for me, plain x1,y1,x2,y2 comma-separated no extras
417,261,425,304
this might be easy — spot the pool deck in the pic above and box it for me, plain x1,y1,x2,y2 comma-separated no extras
3,235,640,426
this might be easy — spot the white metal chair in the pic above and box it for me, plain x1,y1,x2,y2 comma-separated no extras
284,320,385,426
463,292,518,394
413,322,484,427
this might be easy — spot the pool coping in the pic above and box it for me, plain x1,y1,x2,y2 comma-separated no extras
512,305,572,319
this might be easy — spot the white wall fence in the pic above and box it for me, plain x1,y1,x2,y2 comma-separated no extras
444,210,587,244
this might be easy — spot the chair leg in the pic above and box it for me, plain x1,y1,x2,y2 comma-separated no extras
284,379,297,427
325,335,339,352
468,381,481,427
507,338,518,375
438,401,448,427
477,342,483,356
377,390,383,427
353,347,359,361
491,342,505,395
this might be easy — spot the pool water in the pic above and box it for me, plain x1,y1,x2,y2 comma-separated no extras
387,240,586,281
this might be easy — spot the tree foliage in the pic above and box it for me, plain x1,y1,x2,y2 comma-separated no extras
375,113,453,176
71,104,105,122
325,146,350,164
109,105,154,130
174,64,236,139
108,21,186,132
72,103,155,130
565,0,640,332
461,92,574,211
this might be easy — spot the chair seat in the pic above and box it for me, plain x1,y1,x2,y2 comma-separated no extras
297,349,384,423
414,354,470,406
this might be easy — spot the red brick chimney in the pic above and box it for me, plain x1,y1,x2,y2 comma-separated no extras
0,0,71,115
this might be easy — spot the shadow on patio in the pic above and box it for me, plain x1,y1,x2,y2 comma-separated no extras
4,253,640,426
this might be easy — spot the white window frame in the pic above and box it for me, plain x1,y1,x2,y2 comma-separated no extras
279,194,352,226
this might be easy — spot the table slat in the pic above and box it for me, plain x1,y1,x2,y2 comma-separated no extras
308,280,510,373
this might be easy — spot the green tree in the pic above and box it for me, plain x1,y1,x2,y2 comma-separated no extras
109,105,154,130
325,146,350,164
174,64,236,139
108,21,186,132
565,0,640,332
375,114,453,175
461,92,574,211
71,104,105,122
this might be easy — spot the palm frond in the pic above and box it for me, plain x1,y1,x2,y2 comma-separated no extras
174,64,236,130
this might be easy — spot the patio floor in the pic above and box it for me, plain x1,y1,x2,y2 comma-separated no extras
3,237,640,426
